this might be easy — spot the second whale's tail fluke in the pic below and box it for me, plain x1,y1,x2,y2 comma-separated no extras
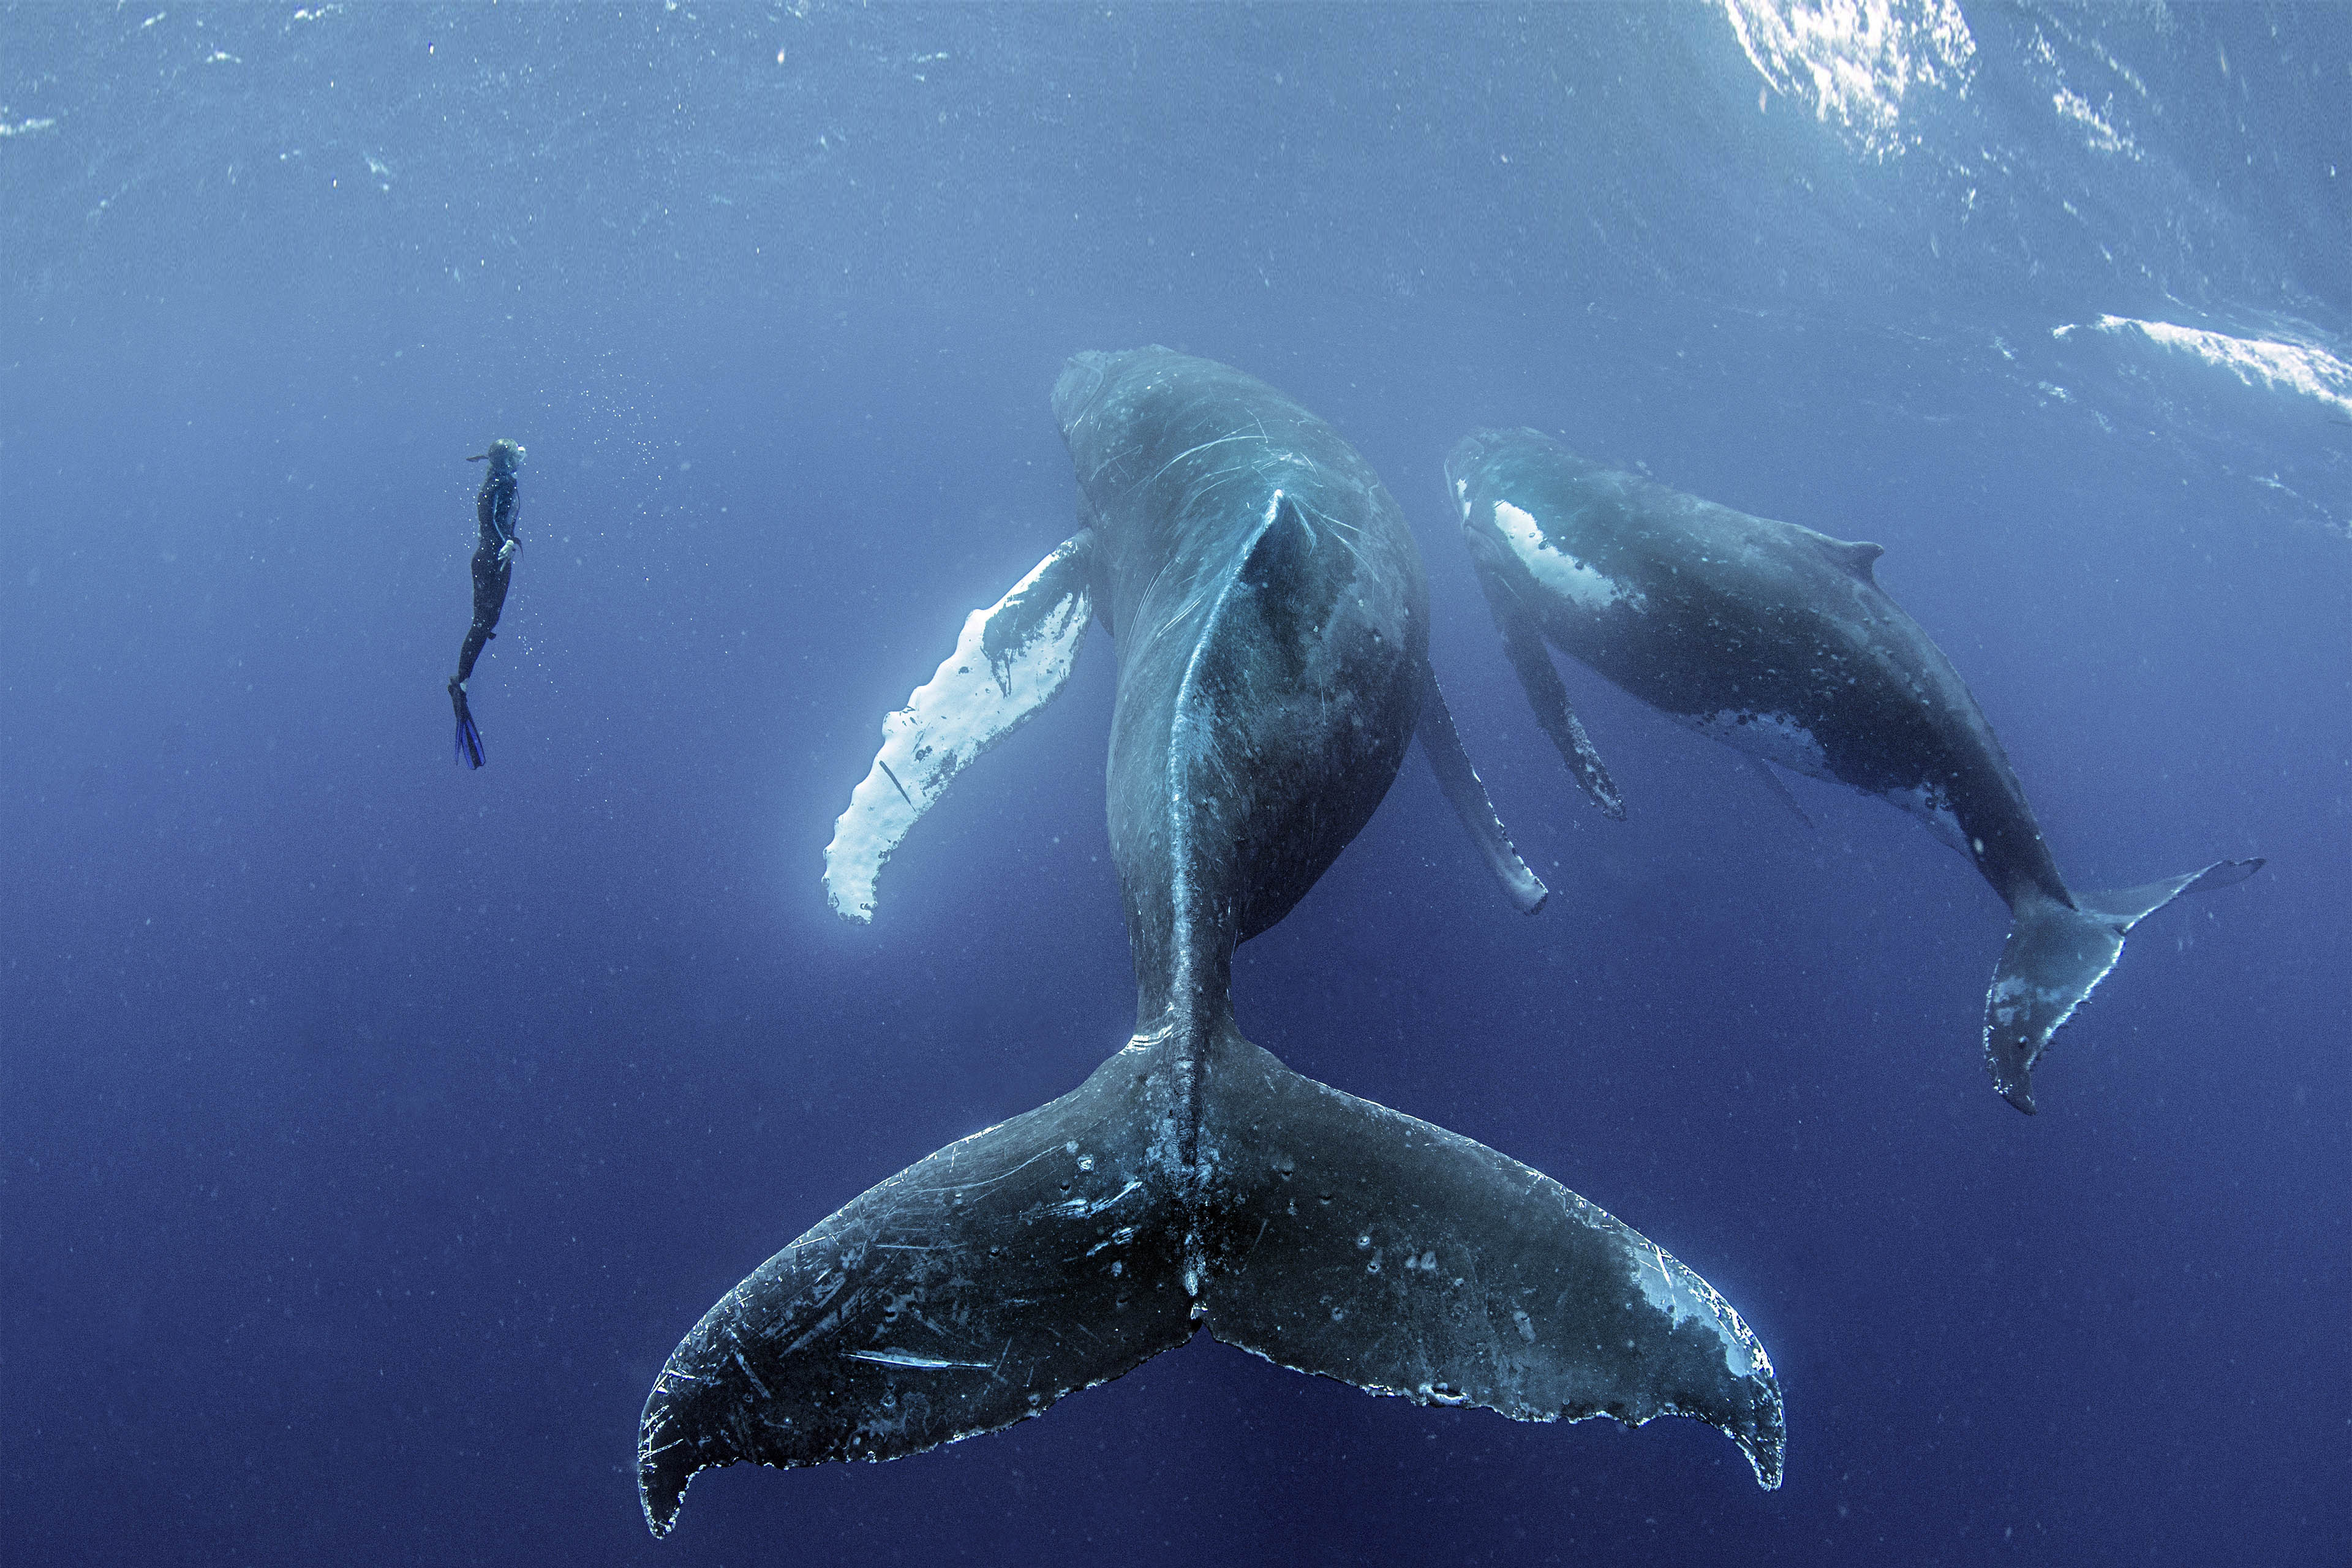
638,1028,1782,1537
1984,857,2264,1112
449,678,485,769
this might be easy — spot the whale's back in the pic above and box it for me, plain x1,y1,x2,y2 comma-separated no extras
1061,350,1428,973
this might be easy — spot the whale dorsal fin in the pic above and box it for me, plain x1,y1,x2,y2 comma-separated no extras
1238,492,1321,594
1235,492,1343,673
1823,537,1884,581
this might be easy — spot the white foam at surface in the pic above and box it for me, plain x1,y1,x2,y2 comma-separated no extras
1719,0,1973,159
1491,500,1646,614
2051,86,2135,158
823,546,1091,922
2055,316,2352,417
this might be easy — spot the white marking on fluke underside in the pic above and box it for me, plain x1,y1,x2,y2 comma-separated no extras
1629,1238,1770,1381
846,1349,995,1370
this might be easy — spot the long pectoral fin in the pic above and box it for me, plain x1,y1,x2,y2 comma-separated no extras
1472,560,1625,820
1415,666,1548,914
1199,1037,1783,1489
823,532,1097,921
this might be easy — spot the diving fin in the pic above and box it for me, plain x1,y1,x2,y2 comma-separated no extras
450,678,484,769
824,532,1098,921
1983,857,2264,1112
1416,666,1548,913
638,1028,1782,1536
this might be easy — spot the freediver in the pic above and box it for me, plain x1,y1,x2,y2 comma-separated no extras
448,438,524,768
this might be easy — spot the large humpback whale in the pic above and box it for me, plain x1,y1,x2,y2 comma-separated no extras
1446,427,2261,1114
636,353,1783,1535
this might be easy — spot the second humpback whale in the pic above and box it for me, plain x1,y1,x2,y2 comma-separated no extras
1446,427,2262,1114
635,353,1783,1535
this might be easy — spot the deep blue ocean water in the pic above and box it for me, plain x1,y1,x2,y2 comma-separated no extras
3,4,2346,1563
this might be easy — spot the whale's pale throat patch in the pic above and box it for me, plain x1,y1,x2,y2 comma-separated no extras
1491,499,1646,612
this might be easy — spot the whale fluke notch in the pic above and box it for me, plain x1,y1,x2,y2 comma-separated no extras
637,1027,1784,1535
1984,857,2265,1112
823,532,1097,922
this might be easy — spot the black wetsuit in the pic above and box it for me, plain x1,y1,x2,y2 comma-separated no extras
450,447,521,767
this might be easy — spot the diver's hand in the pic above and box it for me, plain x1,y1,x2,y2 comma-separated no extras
496,538,517,565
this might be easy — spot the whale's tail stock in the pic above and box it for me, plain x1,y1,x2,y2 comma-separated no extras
1983,858,2264,1113
637,1024,1784,1536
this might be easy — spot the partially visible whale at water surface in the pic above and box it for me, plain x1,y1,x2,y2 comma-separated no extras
1446,427,2261,1115
634,355,1783,1536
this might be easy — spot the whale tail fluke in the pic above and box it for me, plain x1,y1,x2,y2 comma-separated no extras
1984,857,2264,1113
1193,1035,1783,1489
636,1042,1196,1537
638,1030,1782,1537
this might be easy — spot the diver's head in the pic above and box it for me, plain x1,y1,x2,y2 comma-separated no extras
468,440,526,469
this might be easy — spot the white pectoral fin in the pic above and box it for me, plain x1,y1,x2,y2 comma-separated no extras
823,533,1096,922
